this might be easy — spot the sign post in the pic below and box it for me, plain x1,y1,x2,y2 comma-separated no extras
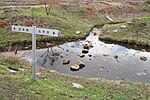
32,26,36,80
12,25,60,80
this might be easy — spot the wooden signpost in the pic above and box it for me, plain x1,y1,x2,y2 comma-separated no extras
12,25,60,80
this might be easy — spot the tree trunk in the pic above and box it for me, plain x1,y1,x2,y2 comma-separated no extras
44,3,52,15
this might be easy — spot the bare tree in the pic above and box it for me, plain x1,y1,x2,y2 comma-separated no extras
40,0,60,15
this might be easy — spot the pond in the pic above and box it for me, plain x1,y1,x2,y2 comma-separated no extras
2,28,150,83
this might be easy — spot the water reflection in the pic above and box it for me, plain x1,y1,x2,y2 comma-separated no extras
2,28,150,83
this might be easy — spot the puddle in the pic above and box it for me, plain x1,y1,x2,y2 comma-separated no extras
1,28,150,83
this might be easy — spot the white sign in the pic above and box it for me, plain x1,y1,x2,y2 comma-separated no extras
12,25,60,37
11,25,60,80
12,25,33,33
35,28,60,37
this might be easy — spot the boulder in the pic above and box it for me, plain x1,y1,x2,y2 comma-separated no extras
83,43,90,49
140,56,147,61
63,58,70,65
70,64,80,71
70,60,85,71
83,41,93,49
77,60,85,69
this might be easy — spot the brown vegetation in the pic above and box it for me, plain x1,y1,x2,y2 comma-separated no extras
23,19,33,26
100,3,138,14
0,20,9,28
83,2,97,17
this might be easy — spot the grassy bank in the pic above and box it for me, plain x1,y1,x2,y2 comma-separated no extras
0,55,150,99
0,6,110,50
100,17,150,47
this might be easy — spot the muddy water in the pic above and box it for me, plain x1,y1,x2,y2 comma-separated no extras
2,28,150,83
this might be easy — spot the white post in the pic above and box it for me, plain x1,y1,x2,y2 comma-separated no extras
32,26,36,80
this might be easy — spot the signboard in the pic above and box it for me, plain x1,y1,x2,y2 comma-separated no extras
12,25,60,80
12,25,33,33
35,28,60,37
12,25,60,36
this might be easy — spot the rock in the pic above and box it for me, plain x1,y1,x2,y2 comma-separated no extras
72,83,83,88
71,45,75,48
120,25,127,29
114,55,118,59
76,31,81,34
8,67,19,73
60,54,64,58
113,30,118,33
70,64,80,71
82,49,89,54
103,53,109,57
77,60,85,69
127,21,133,25
107,70,110,72
83,43,90,49
70,61,85,71
136,73,146,76
140,56,147,61
36,73,41,76
141,49,146,52
142,73,146,75
8,69,16,73
83,41,93,49
79,54,85,58
99,68,103,71
8,67,18,71
35,91,42,94
46,42,51,46
93,32,97,36
63,58,70,65
18,68,25,71
88,54,92,57
144,70,147,72
25,47,29,49
66,50,69,52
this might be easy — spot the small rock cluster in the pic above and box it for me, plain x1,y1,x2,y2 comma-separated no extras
62,40,94,71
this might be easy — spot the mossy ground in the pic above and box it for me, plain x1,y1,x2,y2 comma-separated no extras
101,17,150,46
0,55,150,100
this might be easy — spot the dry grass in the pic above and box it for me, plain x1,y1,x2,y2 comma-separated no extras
101,3,138,14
